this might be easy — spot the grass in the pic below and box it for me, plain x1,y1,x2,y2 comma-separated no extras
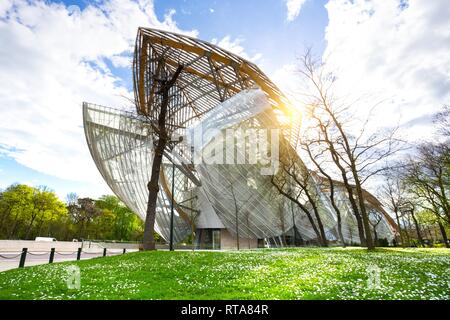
0,247,449,300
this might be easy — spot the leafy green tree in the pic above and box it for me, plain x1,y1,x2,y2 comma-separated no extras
67,196,101,239
416,209,450,246
23,186,66,239
0,184,143,242
0,184,67,240
95,195,143,241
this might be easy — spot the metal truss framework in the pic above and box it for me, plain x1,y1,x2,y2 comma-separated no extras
133,28,300,157
83,28,396,245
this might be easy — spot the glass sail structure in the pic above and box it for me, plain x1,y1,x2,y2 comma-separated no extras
83,28,397,247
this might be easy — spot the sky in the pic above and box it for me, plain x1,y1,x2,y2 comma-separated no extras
0,0,449,200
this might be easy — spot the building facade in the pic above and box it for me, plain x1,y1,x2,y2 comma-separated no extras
83,28,396,249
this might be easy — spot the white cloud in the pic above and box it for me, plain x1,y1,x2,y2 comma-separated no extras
110,54,133,68
286,0,307,22
211,36,262,63
271,63,298,96
322,0,450,141
0,0,197,194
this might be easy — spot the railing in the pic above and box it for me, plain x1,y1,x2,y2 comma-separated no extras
0,247,131,269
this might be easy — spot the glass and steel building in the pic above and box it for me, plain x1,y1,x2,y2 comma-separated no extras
83,28,397,249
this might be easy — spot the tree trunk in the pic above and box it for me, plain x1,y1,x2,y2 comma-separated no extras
402,217,411,246
317,176,343,246
437,219,449,248
354,177,375,250
410,210,423,246
427,228,433,242
24,214,37,240
354,214,366,246
322,112,367,246
393,209,404,246
46,213,55,237
142,65,184,251
9,211,21,239
437,178,450,223
373,226,378,244
310,204,328,247
192,227,196,252
143,142,165,251
77,220,85,239
305,146,345,247
0,207,12,234
296,177,328,247
340,175,366,246
235,221,240,250
235,216,240,250
336,214,346,247
35,217,45,238
271,177,325,246
302,208,324,245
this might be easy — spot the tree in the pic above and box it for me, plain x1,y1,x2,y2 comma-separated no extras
434,105,450,137
272,139,328,247
141,65,184,251
378,105,449,248
0,184,143,241
96,195,142,241
368,209,383,244
379,172,407,246
23,186,59,239
416,209,448,245
404,142,449,248
411,143,449,222
67,196,101,239
0,185,67,240
303,141,346,247
0,184,34,239
294,50,404,250
400,201,424,247
289,201,304,246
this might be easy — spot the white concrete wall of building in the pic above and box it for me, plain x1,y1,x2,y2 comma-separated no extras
195,188,225,229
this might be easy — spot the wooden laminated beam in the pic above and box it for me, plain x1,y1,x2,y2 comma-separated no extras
137,37,148,115
164,57,240,94
141,33,290,112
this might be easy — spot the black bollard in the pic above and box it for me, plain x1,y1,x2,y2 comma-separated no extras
123,248,126,254
77,247,82,261
103,248,107,257
19,248,27,268
49,248,55,263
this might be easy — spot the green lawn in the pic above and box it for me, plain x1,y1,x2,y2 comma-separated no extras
0,248,448,300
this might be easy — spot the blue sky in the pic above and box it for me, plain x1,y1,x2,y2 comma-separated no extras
149,0,329,74
63,0,329,89
0,0,448,200
0,0,330,199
